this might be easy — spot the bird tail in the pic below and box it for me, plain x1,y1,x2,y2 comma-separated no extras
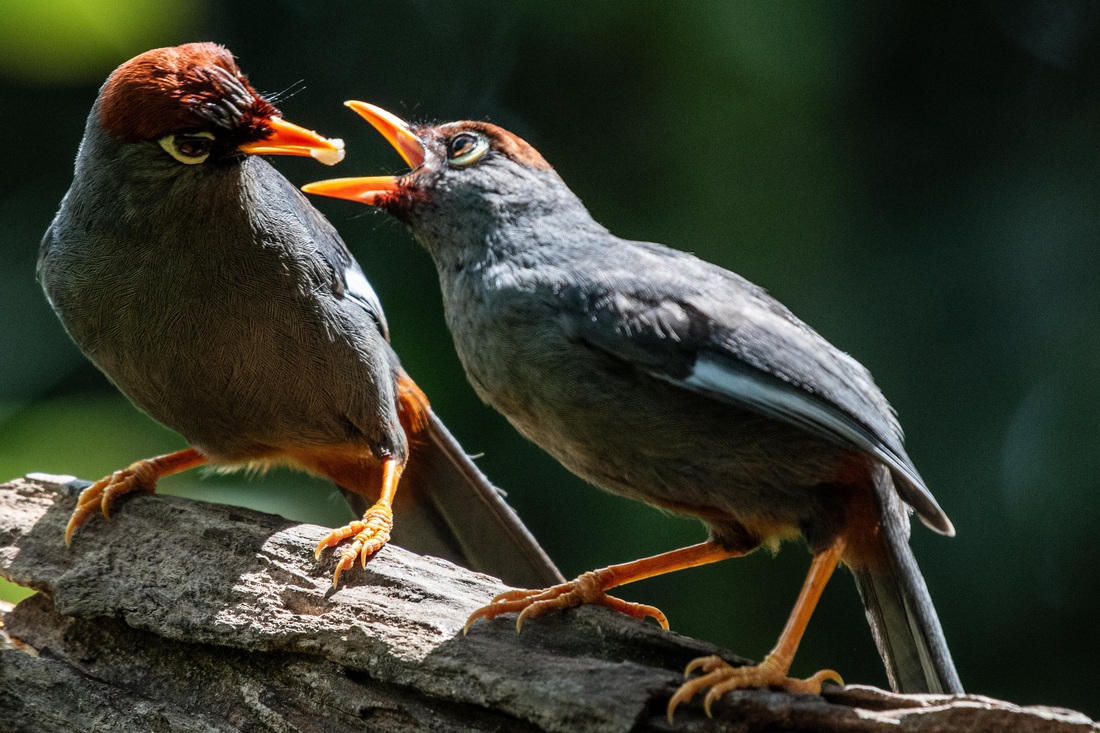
851,465,963,694
395,407,564,588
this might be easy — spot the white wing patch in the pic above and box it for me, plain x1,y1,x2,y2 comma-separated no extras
675,352,954,536
344,265,389,340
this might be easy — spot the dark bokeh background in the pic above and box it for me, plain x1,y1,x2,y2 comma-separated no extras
2,0,1098,718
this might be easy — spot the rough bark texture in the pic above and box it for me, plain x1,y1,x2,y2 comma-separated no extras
0,475,1095,733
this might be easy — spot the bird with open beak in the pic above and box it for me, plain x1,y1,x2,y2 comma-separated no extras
38,45,561,591
303,102,964,718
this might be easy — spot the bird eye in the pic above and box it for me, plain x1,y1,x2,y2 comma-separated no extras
447,132,489,167
158,132,215,164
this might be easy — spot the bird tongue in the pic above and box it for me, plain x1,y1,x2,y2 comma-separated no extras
239,116,345,165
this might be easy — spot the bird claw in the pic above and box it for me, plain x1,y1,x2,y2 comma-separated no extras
463,570,669,634
315,504,393,587
667,654,842,721
64,461,159,545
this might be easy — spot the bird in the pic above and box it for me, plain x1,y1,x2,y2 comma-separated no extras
37,44,561,591
302,101,965,716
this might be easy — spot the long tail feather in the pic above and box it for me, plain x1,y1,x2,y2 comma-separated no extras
852,466,963,694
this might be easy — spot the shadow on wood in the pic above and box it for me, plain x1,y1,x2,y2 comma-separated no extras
1,476,1095,732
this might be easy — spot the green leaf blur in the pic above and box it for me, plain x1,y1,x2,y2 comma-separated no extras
0,0,204,84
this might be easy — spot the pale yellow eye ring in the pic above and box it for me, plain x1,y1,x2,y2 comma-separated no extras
447,133,489,167
158,131,214,164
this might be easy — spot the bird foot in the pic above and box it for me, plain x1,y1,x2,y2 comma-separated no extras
315,503,394,587
64,460,160,545
464,569,669,633
667,654,842,720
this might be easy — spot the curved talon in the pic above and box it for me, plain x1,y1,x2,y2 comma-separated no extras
64,465,158,545
331,560,349,589
683,654,722,678
599,593,669,628
802,668,843,690
668,653,844,721
315,520,365,559
316,504,394,587
666,683,695,723
702,685,724,718
463,588,544,633
463,571,670,635
463,608,488,635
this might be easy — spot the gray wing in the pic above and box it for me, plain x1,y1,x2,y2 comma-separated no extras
558,242,953,536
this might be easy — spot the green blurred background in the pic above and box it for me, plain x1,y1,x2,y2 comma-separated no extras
2,0,1098,718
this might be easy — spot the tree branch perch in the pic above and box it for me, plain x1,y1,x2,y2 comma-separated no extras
1,475,1095,732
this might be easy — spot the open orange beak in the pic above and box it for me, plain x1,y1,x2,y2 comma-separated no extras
239,116,346,166
301,101,426,205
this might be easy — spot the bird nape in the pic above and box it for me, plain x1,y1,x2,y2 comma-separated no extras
303,101,964,718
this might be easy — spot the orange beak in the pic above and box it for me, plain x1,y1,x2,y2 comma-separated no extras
239,116,346,166
300,174,404,205
300,101,426,205
344,101,425,168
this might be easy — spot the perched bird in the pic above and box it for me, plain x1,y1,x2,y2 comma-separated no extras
303,102,964,714
38,45,561,590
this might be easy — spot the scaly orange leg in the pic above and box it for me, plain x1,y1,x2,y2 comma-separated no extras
65,447,206,545
465,540,744,633
315,457,403,587
667,537,847,721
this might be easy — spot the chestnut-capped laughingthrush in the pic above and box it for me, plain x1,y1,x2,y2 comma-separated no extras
38,45,561,589
303,102,964,714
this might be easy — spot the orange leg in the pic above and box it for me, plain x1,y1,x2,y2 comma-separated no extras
315,457,403,588
667,537,847,721
465,540,744,633
65,447,206,545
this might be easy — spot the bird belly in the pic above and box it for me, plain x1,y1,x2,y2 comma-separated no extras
54,268,395,463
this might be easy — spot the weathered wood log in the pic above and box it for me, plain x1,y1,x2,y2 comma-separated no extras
1,475,1095,732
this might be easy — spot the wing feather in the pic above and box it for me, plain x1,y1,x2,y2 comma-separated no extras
557,240,953,535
